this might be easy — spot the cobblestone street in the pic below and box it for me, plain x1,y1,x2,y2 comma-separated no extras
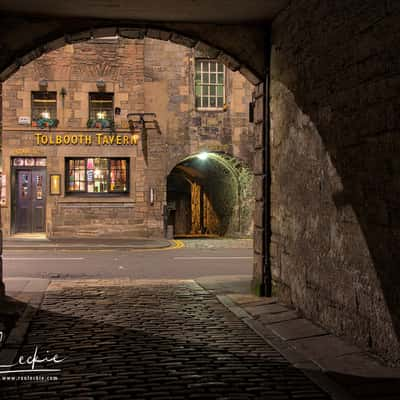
0,279,331,399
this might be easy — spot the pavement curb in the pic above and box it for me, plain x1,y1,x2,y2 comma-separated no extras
211,291,356,400
3,239,181,251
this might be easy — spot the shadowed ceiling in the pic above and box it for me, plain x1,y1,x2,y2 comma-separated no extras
1,0,289,22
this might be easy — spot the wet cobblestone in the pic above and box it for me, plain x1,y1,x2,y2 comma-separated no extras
0,280,331,399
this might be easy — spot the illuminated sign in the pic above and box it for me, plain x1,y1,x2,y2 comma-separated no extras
34,133,139,146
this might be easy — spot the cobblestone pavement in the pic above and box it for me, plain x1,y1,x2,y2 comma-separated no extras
0,280,331,399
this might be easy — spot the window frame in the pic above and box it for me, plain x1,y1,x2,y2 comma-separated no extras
194,59,226,111
65,157,130,196
88,92,115,121
31,91,57,122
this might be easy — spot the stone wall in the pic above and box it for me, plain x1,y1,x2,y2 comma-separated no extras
270,0,400,364
1,37,255,239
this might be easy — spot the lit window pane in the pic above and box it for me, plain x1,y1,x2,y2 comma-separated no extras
32,92,57,121
194,60,225,109
110,159,128,192
66,158,129,194
89,93,114,121
35,158,47,166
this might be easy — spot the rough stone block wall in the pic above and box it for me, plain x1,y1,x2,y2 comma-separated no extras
144,38,255,172
270,0,400,364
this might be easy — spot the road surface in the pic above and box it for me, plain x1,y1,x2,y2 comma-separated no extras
3,247,253,280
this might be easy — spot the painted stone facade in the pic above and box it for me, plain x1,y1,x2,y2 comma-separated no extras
1,37,254,238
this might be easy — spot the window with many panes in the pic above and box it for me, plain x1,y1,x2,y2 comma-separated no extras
31,91,57,121
195,60,225,110
66,158,129,194
89,93,114,120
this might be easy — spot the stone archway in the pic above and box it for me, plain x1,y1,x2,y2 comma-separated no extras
0,22,269,299
0,24,265,85
166,152,255,239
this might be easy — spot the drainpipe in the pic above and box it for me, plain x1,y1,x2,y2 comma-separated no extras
237,178,241,234
200,185,205,234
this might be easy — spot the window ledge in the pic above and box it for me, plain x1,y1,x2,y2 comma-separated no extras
195,108,225,112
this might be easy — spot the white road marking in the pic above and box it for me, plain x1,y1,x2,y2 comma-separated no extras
4,257,84,261
173,256,252,260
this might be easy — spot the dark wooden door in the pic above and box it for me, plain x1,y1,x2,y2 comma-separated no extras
15,169,46,233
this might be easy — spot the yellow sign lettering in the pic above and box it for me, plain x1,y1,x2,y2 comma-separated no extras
33,133,138,146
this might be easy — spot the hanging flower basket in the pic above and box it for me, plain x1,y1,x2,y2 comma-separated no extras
34,118,59,129
87,118,115,130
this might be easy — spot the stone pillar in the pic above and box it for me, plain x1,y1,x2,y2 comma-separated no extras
251,81,270,296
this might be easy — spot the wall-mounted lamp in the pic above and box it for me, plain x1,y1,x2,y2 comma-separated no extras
96,79,106,91
60,87,67,97
249,92,256,123
150,188,155,206
39,79,48,91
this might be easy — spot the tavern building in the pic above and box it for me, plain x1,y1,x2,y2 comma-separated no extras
1,37,255,239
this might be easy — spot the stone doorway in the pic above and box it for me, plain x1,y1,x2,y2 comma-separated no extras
12,159,47,234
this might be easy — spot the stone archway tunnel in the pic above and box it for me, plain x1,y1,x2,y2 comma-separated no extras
0,0,400,366
167,152,254,238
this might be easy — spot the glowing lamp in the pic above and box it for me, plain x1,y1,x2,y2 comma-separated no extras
197,152,209,160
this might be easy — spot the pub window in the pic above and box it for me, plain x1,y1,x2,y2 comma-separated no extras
31,91,57,121
195,60,225,109
89,92,114,120
66,157,129,194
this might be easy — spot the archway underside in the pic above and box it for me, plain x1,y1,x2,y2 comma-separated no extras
0,19,267,84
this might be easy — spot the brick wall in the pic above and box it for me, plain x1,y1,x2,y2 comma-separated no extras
270,0,400,363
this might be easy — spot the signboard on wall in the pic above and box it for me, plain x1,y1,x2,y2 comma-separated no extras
18,116,31,125
34,133,139,146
